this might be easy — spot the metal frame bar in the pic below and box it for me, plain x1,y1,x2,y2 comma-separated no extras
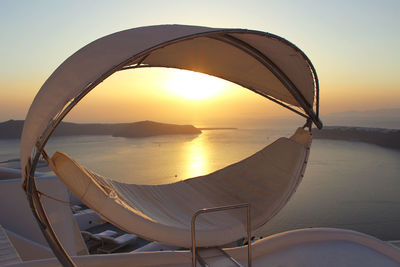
191,203,251,267
195,250,209,267
24,28,321,265
217,247,243,267
120,35,321,126
25,161,75,266
206,36,310,119
210,34,322,129
118,28,321,126
119,63,309,120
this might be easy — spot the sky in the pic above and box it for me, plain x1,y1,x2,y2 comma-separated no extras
1,0,399,127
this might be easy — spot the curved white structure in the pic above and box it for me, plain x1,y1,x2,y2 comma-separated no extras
20,25,323,265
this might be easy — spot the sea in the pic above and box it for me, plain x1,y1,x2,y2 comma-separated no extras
1,127,400,241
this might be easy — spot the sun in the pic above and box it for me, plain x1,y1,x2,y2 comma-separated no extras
166,69,227,100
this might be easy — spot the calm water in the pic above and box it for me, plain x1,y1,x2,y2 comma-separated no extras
1,128,400,240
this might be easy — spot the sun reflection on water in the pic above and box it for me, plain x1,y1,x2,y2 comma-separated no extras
180,135,209,180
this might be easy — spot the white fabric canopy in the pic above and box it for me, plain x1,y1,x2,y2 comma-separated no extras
20,25,318,183
49,128,311,247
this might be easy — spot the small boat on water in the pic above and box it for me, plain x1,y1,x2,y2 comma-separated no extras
2,25,400,266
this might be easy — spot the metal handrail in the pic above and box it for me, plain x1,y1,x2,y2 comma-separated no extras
191,203,252,267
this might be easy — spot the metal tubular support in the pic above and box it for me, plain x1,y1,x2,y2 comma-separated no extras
25,159,76,266
191,203,252,267
216,34,322,129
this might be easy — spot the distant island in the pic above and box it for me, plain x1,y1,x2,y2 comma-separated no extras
0,120,207,139
313,126,400,150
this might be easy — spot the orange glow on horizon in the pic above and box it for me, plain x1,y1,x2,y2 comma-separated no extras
58,67,303,126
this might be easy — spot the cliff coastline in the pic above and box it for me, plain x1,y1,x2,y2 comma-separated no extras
313,126,400,150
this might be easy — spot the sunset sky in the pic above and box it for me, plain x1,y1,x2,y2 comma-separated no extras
1,0,399,127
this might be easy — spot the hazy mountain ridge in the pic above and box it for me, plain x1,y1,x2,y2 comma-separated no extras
324,108,400,129
326,108,400,117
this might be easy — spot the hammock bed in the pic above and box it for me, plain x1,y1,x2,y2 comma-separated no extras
50,128,311,248
20,25,322,265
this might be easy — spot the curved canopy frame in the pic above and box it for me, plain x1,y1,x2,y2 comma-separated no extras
20,25,322,266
